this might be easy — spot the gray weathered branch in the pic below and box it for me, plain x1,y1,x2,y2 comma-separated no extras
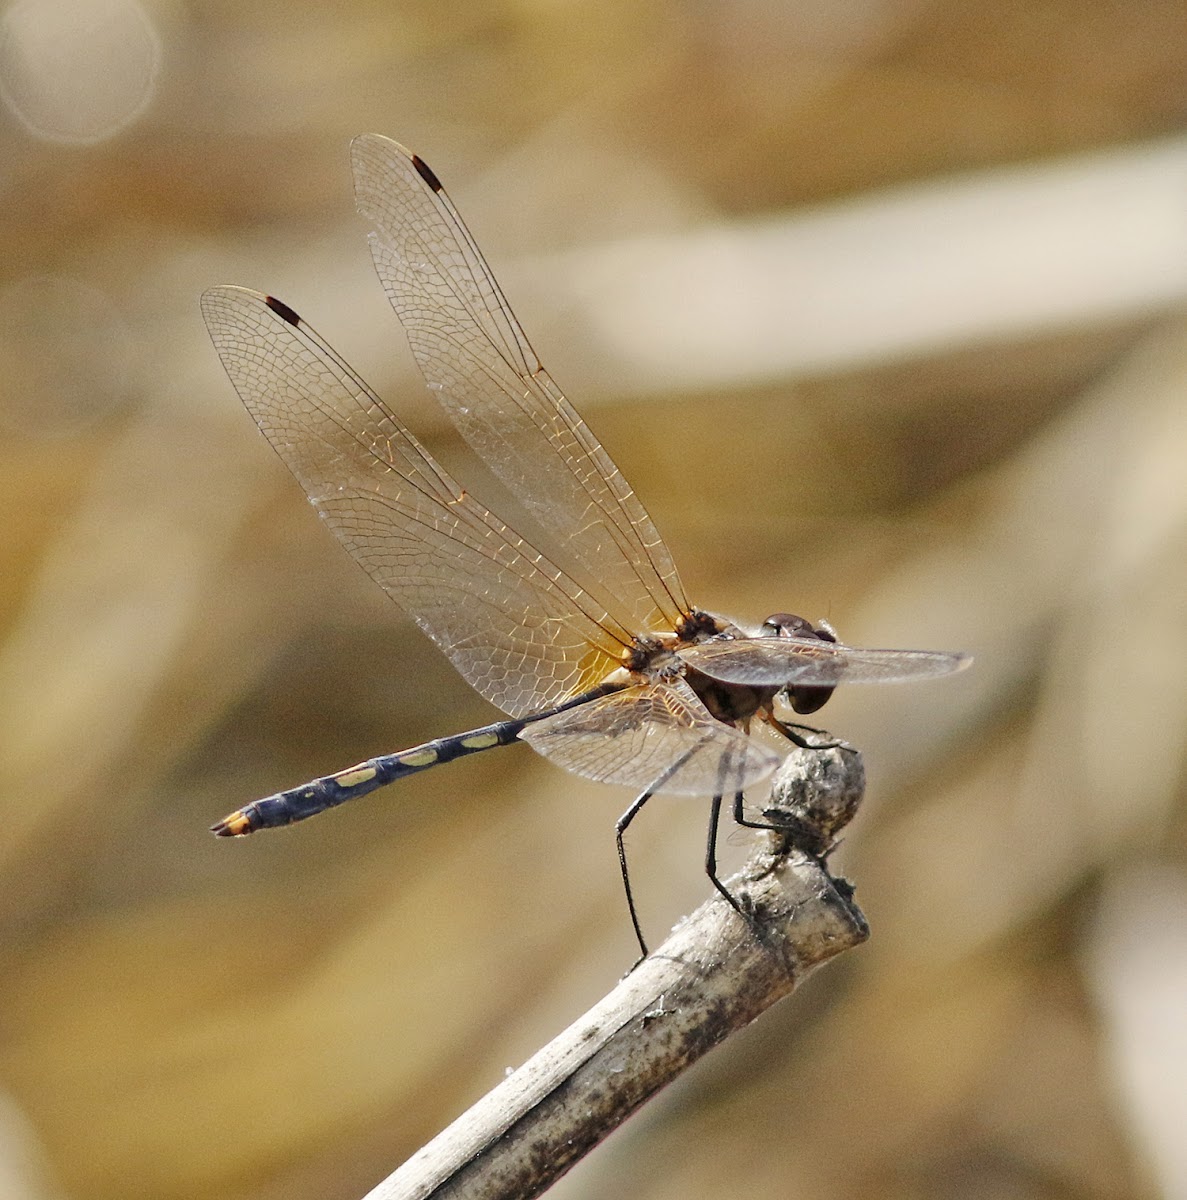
364,744,868,1200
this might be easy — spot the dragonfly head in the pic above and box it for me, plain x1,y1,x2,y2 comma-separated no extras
760,612,838,715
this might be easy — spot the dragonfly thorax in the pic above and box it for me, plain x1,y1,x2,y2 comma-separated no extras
683,667,779,726
624,616,775,723
623,611,731,677
622,634,671,674
676,610,781,726
674,609,725,642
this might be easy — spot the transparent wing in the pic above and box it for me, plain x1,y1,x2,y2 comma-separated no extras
520,677,779,796
350,133,689,636
201,285,632,719
679,637,972,688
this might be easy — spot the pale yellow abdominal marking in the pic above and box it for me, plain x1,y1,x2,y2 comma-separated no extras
459,732,500,750
334,766,378,787
398,748,439,768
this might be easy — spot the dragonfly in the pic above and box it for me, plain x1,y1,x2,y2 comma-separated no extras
201,134,970,958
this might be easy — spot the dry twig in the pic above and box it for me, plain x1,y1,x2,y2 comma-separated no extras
365,744,868,1200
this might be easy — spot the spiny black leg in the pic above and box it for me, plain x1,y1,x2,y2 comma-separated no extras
615,741,708,966
732,785,828,852
731,788,819,840
769,715,843,751
616,787,658,965
733,787,777,832
705,792,752,924
736,782,844,863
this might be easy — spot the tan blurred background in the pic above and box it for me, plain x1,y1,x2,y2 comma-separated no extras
2,1,1186,1197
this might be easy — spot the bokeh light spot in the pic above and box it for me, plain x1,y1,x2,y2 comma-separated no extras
0,0,160,144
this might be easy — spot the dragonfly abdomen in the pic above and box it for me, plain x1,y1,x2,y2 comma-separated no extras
211,717,529,836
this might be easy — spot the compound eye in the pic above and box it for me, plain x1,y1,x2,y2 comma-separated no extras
761,612,815,639
787,685,835,715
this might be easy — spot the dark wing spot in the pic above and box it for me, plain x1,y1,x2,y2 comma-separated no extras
264,296,301,326
411,154,444,193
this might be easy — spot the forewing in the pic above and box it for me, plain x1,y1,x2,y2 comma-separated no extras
680,636,972,688
350,133,689,635
519,677,779,796
201,285,627,718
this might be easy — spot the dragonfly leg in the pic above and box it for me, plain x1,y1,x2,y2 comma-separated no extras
705,793,757,928
768,714,843,751
731,788,802,835
616,740,711,966
734,781,845,862
616,787,660,966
